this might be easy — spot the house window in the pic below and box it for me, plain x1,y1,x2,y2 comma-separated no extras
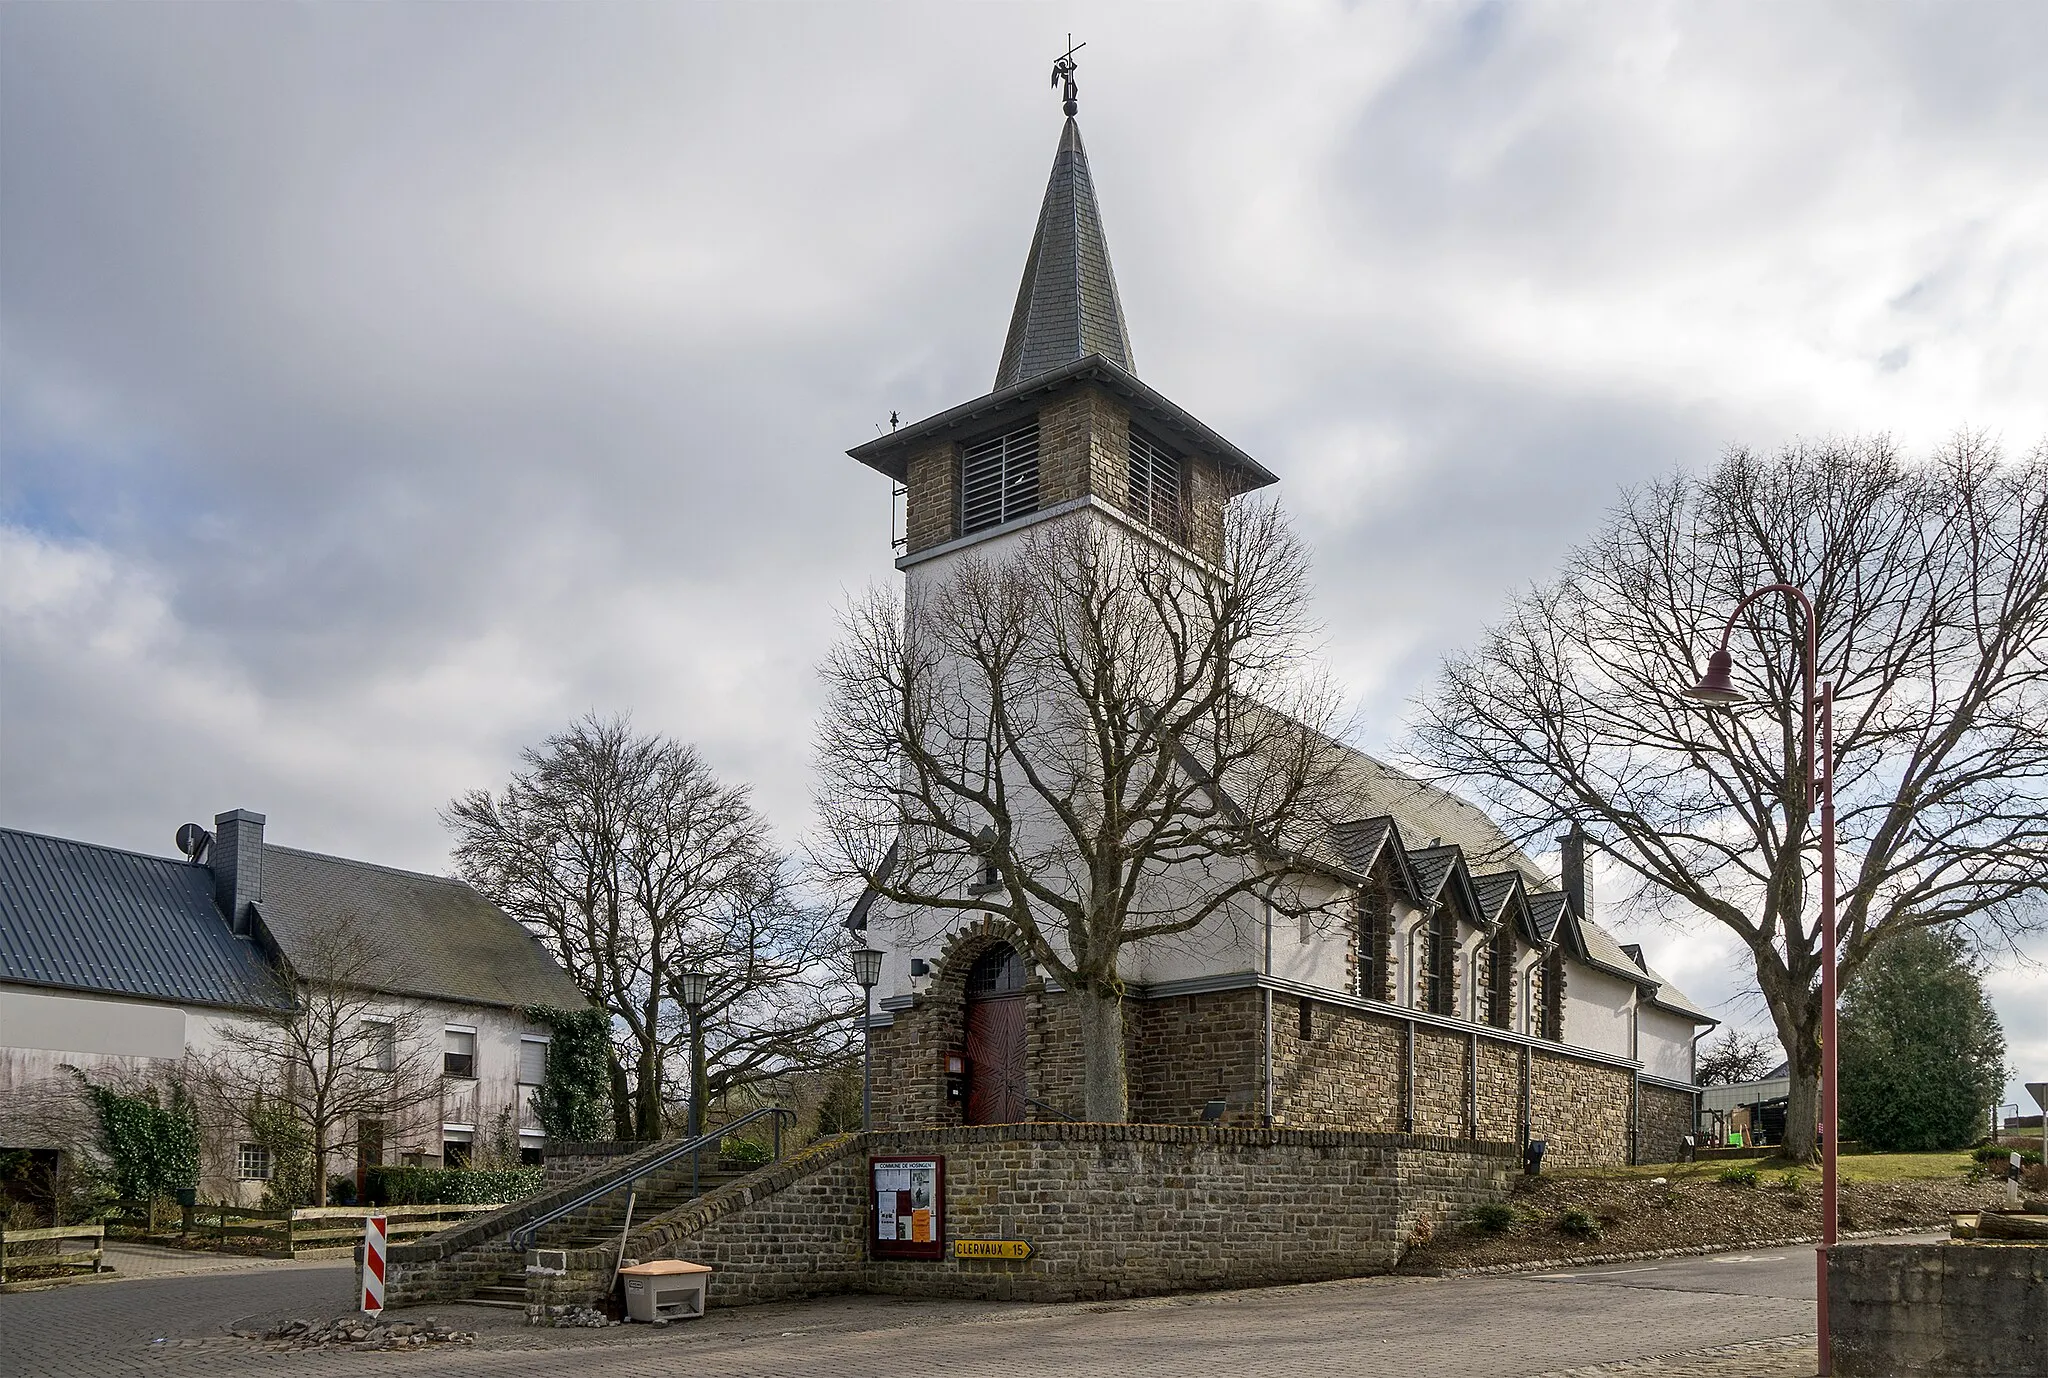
518,1037,548,1087
1126,429,1185,541
238,1143,273,1181
960,422,1041,533
444,1027,477,1079
359,1019,396,1073
1541,948,1567,1041
443,1135,473,1169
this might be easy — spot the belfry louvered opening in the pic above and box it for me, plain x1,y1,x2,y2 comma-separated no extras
1126,429,1185,542
960,422,1041,534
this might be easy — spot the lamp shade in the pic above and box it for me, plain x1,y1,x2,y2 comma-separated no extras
1683,646,1746,705
851,947,883,990
677,968,709,1011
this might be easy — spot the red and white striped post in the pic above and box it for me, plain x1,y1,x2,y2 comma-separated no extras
361,1213,388,1316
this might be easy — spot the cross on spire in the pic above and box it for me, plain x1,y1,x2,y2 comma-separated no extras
1051,36,1084,117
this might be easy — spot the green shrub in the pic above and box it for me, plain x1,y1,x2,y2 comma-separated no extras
1558,1209,1602,1240
1718,1165,1761,1187
1469,1201,1515,1235
1776,1170,1805,1193
719,1136,772,1168
366,1165,543,1206
1972,1145,2043,1166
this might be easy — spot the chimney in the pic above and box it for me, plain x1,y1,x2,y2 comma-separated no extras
212,808,266,936
1558,823,1591,922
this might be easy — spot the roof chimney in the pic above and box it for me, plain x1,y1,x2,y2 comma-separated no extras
212,809,265,936
1558,822,1591,922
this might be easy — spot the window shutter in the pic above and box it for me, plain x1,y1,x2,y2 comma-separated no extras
1126,430,1184,539
518,1038,548,1086
960,423,1041,533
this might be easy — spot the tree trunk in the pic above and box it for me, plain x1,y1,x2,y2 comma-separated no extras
313,1129,329,1207
1783,1061,1820,1167
609,1059,633,1140
1075,985,1129,1123
634,1046,662,1140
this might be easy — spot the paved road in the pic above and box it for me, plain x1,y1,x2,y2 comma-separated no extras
0,1246,1832,1378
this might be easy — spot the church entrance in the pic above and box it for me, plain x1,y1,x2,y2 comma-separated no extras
963,945,1027,1124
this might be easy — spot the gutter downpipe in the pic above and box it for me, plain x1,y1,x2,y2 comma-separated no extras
1262,897,1275,1127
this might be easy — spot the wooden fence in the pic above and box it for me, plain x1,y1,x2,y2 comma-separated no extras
0,1224,104,1283
107,1202,501,1258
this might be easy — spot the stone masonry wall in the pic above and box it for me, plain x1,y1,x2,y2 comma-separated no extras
1830,1241,2047,1377
1126,989,1262,1125
874,983,1646,1168
904,439,959,554
1528,1048,1633,1167
607,1123,1515,1308
1637,1082,1699,1166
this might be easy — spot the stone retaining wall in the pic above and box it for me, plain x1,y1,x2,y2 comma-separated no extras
1831,1240,2046,1377
586,1122,1515,1308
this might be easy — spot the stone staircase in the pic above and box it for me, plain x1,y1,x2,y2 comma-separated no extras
382,1107,797,1311
466,1160,748,1308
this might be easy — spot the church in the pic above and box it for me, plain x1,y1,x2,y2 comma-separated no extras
841,78,1714,1169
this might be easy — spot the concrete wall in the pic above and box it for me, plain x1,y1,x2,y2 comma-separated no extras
1564,965,1637,1059
1831,1241,2046,1378
1638,1005,1699,1086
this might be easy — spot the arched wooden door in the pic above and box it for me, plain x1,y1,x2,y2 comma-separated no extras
963,945,1027,1124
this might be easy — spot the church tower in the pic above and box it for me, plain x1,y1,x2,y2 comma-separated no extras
848,88,1277,575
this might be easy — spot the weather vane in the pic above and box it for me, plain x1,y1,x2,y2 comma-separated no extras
1051,35,1084,117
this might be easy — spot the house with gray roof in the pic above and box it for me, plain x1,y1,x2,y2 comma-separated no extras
841,100,1716,1167
0,808,586,1205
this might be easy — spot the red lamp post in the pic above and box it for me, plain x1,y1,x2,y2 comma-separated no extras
1683,583,1839,1376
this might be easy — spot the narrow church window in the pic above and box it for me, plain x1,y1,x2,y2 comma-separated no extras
960,422,1041,533
1486,927,1515,1029
1298,1000,1313,1041
1357,881,1392,1002
1126,429,1185,541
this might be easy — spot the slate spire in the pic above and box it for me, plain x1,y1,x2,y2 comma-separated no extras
994,117,1136,389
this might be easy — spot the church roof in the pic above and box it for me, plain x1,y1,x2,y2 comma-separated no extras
995,118,1135,389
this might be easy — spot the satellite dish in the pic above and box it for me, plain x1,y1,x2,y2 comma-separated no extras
175,823,213,863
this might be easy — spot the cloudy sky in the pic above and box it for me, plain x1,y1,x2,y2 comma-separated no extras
4,3,2044,1108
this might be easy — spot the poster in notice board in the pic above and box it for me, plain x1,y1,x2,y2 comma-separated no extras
870,1155,945,1259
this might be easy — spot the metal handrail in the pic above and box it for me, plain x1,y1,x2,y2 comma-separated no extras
510,1105,795,1250
1026,1097,1079,1122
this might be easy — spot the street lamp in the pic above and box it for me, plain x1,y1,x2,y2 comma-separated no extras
851,947,883,1132
674,968,710,1140
1682,583,1839,1376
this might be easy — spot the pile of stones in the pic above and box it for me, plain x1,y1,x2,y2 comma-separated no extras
525,1303,617,1328
250,1316,475,1351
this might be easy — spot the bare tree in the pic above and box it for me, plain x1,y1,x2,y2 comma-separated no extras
815,502,1356,1122
1411,434,2048,1163
196,918,442,1206
1695,1027,1777,1087
446,715,853,1140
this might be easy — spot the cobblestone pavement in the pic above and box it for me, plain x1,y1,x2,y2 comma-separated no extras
0,1245,1829,1378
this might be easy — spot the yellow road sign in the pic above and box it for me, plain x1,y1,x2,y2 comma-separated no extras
954,1239,1032,1260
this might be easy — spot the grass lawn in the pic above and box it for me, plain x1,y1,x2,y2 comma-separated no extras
1556,1150,1977,1183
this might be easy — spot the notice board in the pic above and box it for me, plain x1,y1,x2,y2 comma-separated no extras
869,1155,944,1259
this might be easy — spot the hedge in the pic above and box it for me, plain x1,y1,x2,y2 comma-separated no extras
366,1165,544,1206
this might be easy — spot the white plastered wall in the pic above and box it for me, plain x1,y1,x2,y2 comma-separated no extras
1563,963,1639,1058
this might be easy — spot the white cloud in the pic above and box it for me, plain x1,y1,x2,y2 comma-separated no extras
3,2,2042,1077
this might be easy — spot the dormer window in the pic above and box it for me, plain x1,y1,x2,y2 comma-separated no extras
960,422,1041,534
1126,429,1184,541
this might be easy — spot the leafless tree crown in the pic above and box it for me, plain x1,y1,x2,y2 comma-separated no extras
1411,433,2048,1158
